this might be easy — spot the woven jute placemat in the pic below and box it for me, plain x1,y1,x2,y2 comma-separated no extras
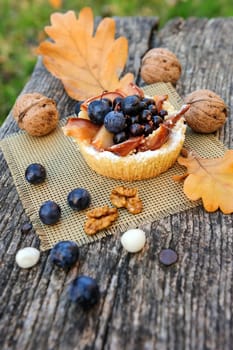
0,83,226,251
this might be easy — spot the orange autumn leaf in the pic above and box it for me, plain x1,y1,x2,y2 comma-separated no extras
48,0,62,9
36,7,134,101
174,149,233,214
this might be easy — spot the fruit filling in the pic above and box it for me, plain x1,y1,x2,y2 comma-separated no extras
63,92,190,157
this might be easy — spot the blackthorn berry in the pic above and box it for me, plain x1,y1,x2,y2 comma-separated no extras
67,188,91,211
68,275,100,309
39,200,61,225
50,241,79,269
25,163,46,184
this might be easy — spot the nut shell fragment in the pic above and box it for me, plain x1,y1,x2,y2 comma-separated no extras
184,89,227,133
13,92,59,136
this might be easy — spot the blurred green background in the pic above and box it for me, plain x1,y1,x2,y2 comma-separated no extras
1,0,233,125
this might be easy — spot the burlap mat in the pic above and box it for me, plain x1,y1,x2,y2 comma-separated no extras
0,83,226,251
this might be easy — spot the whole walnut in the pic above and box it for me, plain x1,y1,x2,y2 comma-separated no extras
13,93,59,136
140,48,182,85
184,89,227,133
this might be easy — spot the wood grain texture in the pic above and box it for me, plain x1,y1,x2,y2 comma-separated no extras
0,16,233,350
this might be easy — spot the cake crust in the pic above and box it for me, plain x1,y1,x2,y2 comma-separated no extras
77,118,186,181
63,97,187,181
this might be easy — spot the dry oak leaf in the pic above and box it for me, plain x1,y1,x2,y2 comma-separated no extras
36,7,134,101
174,149,233,214
48,0,62,9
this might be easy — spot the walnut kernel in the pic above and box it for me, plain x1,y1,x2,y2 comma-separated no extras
84,206,118,235
184,89,227,133
140,48,182,85
12,93,59,136
110,186,143,214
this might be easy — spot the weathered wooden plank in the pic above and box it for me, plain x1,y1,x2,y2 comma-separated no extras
0,15,233,350
0,17,159,350
149,17,233,350
155,17,233,148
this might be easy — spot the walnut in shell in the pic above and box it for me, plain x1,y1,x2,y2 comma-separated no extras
140,48,182,85
13,93,59,136
184,89,227,133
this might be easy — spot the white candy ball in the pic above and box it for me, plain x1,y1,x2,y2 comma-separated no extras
15,247,40,268
120,229,146,253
